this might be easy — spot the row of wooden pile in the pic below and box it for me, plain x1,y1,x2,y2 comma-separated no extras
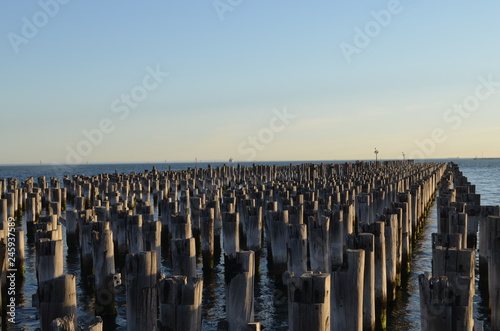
418,163,499,330
0,161,448,330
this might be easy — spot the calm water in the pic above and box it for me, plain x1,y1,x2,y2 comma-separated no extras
1,158,498,330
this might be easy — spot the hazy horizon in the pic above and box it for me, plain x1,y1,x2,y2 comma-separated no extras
1,156,495,167
2,1,499,164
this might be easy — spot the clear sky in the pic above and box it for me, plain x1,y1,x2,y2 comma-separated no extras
1,0,499,164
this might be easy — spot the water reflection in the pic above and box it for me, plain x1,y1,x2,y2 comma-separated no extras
386,203,436,330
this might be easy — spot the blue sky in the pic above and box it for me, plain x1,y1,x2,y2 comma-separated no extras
1,0,499,164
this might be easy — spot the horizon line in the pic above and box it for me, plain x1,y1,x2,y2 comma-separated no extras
0,156,497,167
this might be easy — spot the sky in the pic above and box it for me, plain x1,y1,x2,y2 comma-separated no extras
1,0,499,165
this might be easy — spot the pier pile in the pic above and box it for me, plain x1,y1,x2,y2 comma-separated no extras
0,161,454,330
419,163,499,331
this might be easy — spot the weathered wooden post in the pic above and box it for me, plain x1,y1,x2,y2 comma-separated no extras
246,206,263,251
264,201,278,248
287,223,308,276
111,211,128,262
449,211,468,249
171,237,197,280
126,214,143,254
207,199,222,239
432,233,463,250
308,215,330,273
287,205,304,225
398,191,413,244
0,199,8,228
86,317,104,331
479,214,500,288
91,226,118,318
222,211,239,256
24,194,36,236
179,189,190,218
14,229,25,273
125,251,158,331
419,273,473,331
393,207,404,277
158,275,203,331
323,208,343,270
431,246,475,329
269,210,289,267
38,215,63,241
5,192,15,218
438,202,453,234
50,202,62,217
74,196,86,211
225,250,255,330
288,272,330,331
191,196,203,233
463,203,480,249
95,206,109,222
356,192,373,228
158,198,169,228
360,222,387,329
51,315,78,331
373,188,388,223
201,207,215,264
38,274,77,331
346,233,375,330
397,202,411,272
27,195,39,242
170,213,192,240
380,213,397,302
331,249,365,331
78,211,96,272
65,210,79,247
36,239,64,284
489,237,500,330
304,200,318,224
143,220,162,272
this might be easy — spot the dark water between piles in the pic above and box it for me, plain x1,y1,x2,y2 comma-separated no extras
1,158,498,330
